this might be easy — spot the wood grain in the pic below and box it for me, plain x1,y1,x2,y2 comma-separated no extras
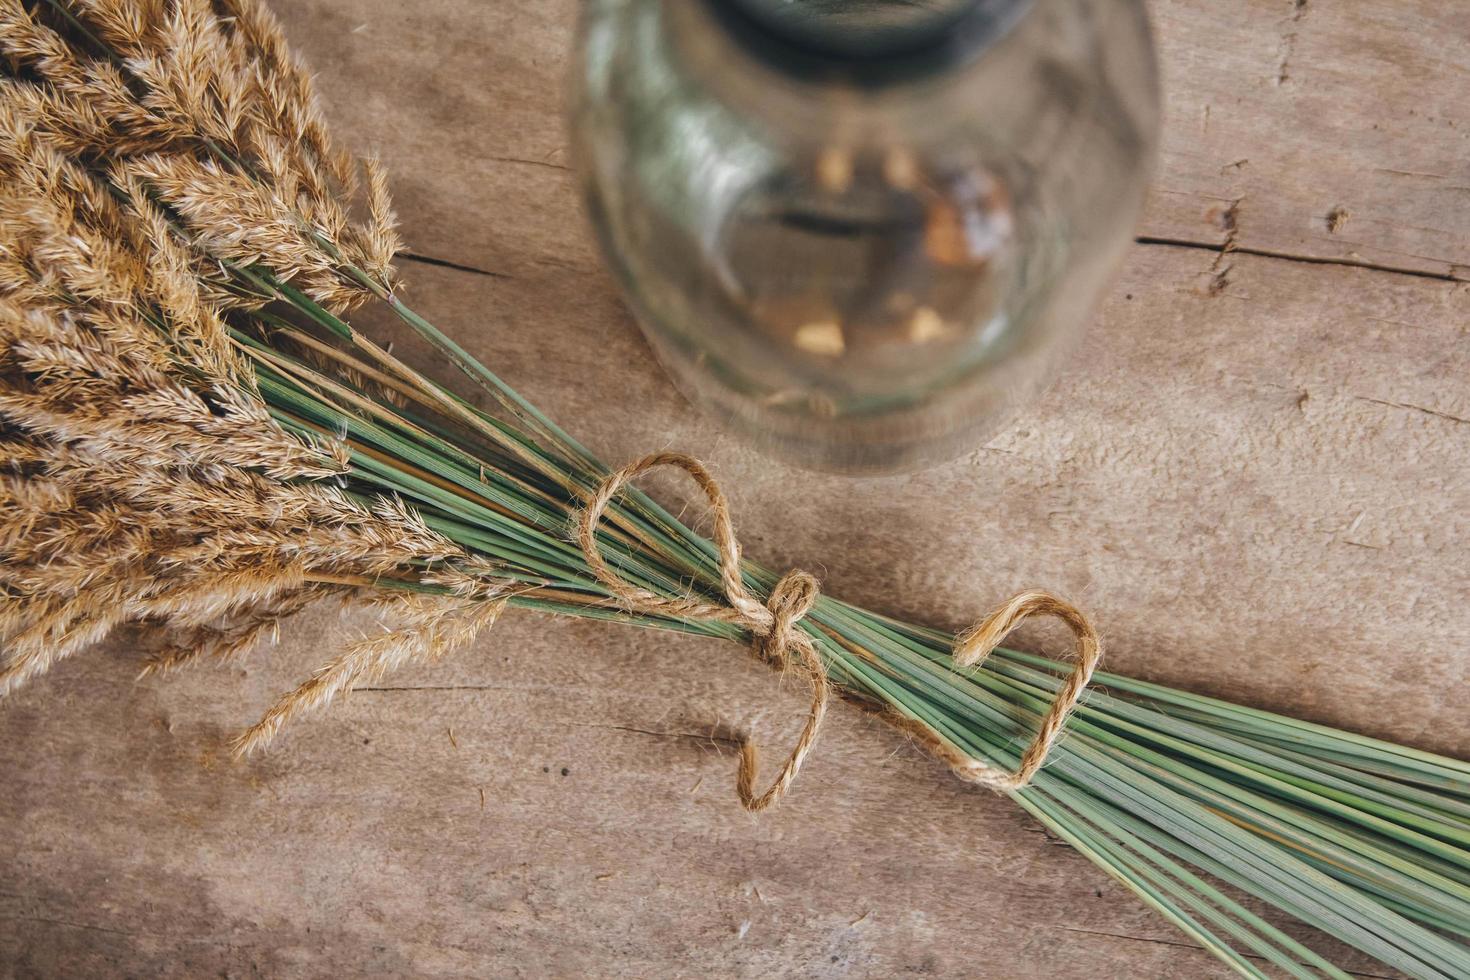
1147,0,1470,280
2,1,1468,977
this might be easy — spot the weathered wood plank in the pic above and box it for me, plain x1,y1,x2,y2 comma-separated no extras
3,0,1469,977
5,241,1464,977
1147,0,1470,279
279,0,1470,280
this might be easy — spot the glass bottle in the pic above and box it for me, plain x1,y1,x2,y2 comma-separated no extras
570,0,1160,472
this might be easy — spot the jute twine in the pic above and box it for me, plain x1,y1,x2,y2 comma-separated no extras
577,452,1102,811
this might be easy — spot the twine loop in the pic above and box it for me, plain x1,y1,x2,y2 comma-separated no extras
945,589,1102,790
577,451,1102,810
577,452,827,812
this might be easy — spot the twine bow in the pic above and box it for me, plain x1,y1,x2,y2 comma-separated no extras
577,452,1102,810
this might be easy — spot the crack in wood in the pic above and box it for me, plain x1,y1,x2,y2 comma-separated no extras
1061,926,1397,979
1,912,270,954
1134,236,1467,284
1373,168,1449,181
1355,396,1470,426
289,693,747,748
1,912,148,940
400,252,514,280
1062,925,1224,953
403,222,1465,297
569,721,743,749
353,684,516,693
485,154,570,173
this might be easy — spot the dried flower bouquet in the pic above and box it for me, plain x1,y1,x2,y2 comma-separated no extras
2,2,1469,976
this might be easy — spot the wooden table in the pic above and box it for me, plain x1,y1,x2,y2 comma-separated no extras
4,2,1468,976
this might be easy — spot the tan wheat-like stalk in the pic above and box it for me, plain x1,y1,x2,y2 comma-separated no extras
0,0,475,703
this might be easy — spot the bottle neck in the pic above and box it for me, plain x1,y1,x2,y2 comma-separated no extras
699,0,1034,88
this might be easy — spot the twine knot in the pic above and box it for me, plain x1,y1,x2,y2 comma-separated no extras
751,570,819,670
577,452,1101,811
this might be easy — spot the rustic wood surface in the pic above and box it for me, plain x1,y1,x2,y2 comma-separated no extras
4,1,1469,977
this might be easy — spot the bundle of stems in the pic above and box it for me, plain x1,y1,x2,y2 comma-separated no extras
3,2,1469,975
